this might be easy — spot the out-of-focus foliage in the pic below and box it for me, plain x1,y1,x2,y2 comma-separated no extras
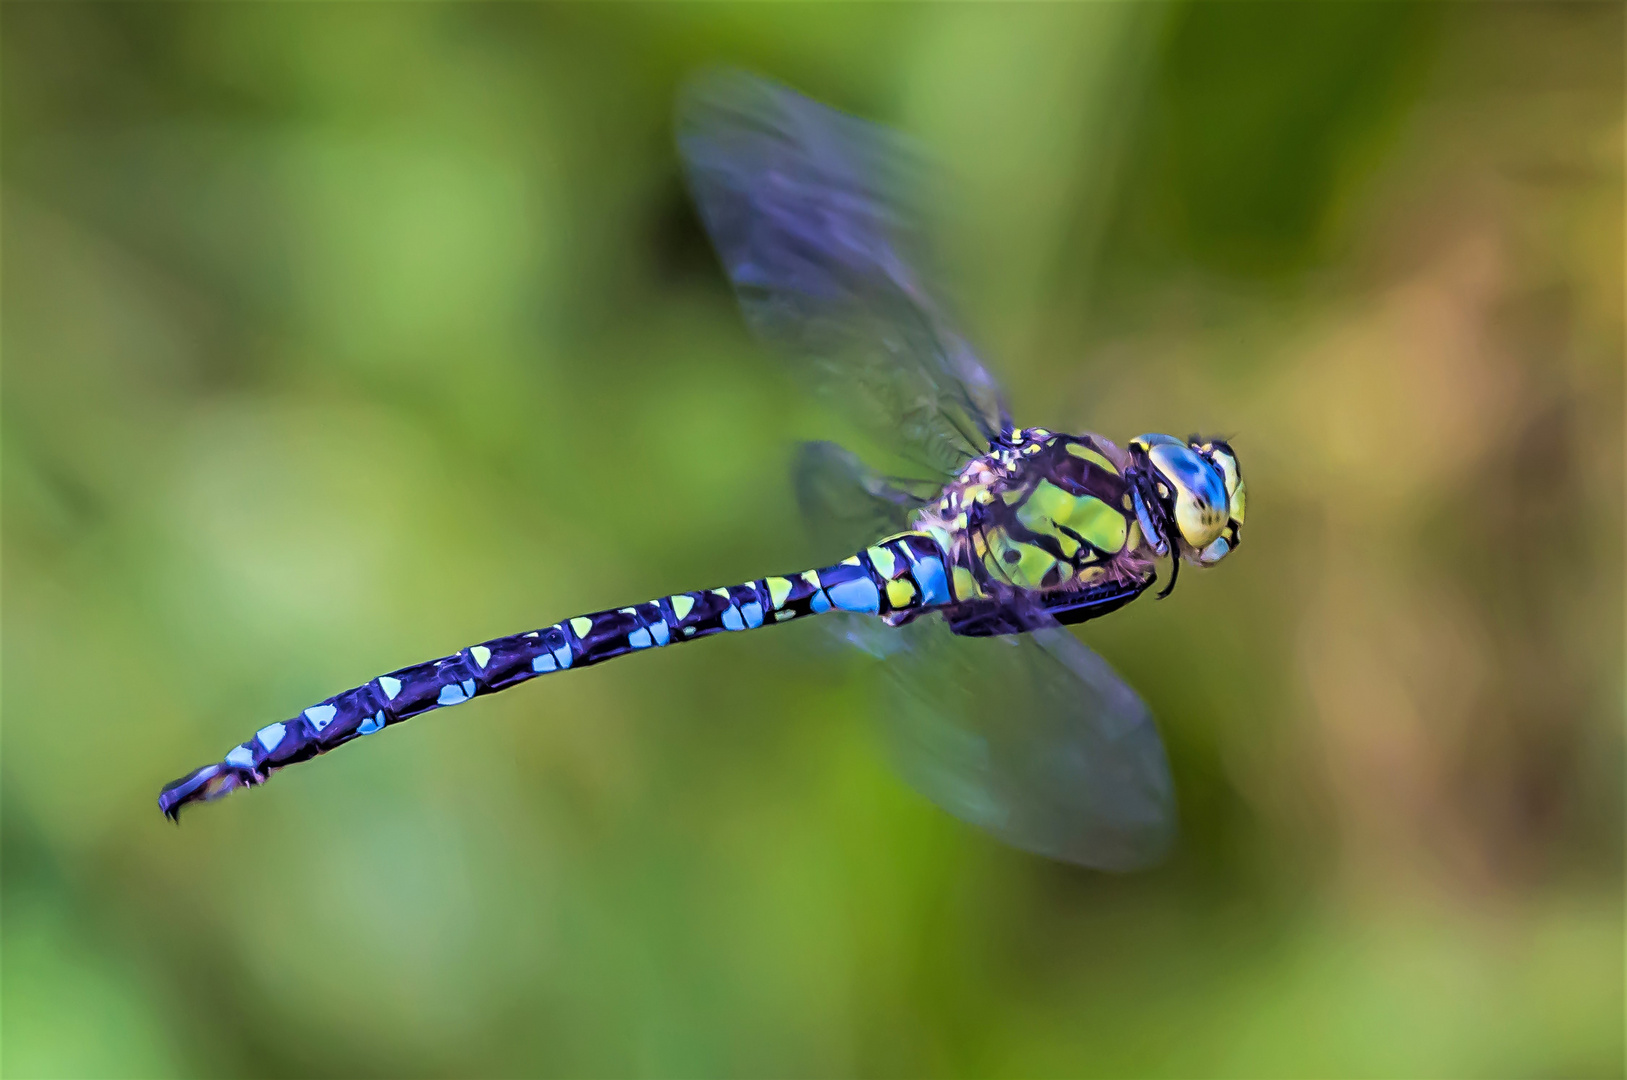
3,4,1620,1077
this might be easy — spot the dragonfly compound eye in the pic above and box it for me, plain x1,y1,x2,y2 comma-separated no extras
1146,441,1229,551
1213,447,1245,527
1198,440,1244,561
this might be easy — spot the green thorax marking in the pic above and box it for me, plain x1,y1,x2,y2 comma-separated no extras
915,429,1147,595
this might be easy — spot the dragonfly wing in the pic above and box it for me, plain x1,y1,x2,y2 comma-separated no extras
793,439,938,555
873,607,1176,871
678,69,1012,476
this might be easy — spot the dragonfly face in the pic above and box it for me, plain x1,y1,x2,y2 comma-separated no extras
1127,435,1245,566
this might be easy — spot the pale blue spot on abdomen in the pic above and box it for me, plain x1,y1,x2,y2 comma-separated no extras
304,704,338,734
256,722,287,752
828,578,879,614
911,556,951,607
741,601,764,629
437,680,475,707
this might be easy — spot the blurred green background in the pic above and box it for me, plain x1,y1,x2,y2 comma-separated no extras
4,3,1622,1077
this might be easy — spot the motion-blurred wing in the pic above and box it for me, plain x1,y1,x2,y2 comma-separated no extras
678,69,1011,477
793,440,937,555
873,606,1176,871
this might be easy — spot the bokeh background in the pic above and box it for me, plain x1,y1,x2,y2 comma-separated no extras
4,3,1622,1077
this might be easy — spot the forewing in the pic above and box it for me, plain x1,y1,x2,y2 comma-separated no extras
872,607,1176,871
677,69,1011,476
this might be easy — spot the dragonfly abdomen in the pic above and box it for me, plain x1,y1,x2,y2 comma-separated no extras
157,531,956,819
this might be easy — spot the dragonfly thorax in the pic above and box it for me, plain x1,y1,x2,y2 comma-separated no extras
914,428,1158,597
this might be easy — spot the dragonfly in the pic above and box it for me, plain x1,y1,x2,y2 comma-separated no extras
159,70,1245,872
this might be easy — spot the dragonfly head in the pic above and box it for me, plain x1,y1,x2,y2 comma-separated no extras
1127,434,1245,567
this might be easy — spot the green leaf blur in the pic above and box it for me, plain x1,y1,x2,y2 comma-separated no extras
4,4,1621,1077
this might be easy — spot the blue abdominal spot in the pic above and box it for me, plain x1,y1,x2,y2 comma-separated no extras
910,556,950,606
827,578,880,614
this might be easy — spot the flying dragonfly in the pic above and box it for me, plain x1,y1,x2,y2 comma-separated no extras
159,70,1245,872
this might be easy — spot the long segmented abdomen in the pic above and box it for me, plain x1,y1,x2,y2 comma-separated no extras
158,532,957,818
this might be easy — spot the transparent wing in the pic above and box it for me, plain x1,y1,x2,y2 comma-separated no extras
792,436,1174,871
865,605,1176,871
793,440,938,555
677,69,1012,476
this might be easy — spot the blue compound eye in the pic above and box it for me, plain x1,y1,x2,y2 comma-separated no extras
1147,442,1228,550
